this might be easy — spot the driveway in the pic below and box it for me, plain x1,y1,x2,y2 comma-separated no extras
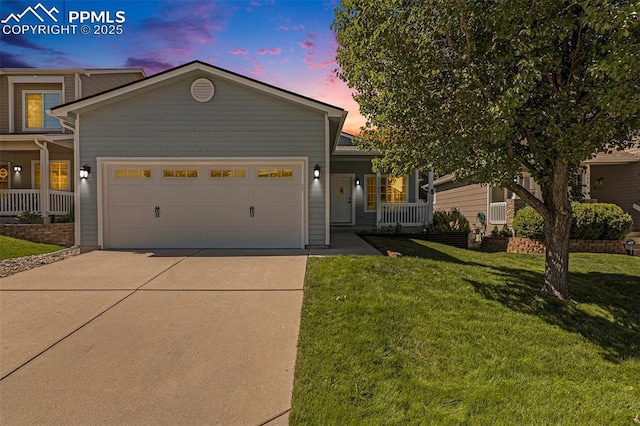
0,249,307,425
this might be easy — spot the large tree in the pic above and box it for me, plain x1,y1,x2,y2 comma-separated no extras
333,0,639,299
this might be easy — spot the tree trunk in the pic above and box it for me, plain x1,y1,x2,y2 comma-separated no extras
540,163,573,300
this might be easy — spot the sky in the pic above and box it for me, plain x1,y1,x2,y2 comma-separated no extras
0,0,365,134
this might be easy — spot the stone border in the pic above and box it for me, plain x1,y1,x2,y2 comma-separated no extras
481,237,626,255
0,246,81,278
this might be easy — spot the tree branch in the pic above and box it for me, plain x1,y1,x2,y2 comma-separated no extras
508,182,548,217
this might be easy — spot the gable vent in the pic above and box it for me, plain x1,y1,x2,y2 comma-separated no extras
191,78,215,102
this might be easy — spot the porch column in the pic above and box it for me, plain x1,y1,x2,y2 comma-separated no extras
427,170,434,224
376,172,381,227
582,165,591,199
35,139,49,218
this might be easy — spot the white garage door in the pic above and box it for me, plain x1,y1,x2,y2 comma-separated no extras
104,162,304,249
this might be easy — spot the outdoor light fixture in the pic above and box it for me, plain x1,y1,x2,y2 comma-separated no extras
355,177,360,186
79,164,91,179
314,164,320,179
13,165,22,172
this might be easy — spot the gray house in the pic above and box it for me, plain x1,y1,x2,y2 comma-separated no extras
47,61,429,250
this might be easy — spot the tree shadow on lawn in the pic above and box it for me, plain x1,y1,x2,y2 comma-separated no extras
369,237,640,362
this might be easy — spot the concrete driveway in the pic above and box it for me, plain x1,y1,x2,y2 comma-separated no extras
0,249,307,425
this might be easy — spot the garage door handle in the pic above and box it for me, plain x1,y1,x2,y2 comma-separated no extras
250,206,255,218
155,206,160,218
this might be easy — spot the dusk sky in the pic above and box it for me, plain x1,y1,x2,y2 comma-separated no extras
0,0,365,134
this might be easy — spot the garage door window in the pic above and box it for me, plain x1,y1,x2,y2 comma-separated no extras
115,169,151,178
210,169,246,178
257,168,294,178
163,169,199,178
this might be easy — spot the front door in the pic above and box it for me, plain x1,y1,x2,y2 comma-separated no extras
330,175,353,224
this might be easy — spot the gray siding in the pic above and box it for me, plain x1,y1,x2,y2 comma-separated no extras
591,162,640,231
78,70,328,246
434,182,487,229
80,73,143,97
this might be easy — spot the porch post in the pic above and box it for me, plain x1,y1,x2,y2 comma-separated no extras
582,165,591,199
427,170,434,224
35,139,49,218
376,172,381,227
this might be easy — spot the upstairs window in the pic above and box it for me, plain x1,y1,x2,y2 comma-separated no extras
24,91,61,130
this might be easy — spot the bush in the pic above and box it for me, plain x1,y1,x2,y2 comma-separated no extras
429,208,471,233
16,211,42,224
513,203,633,241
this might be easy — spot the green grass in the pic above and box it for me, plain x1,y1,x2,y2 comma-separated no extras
0,235,64,260
290,237,640,425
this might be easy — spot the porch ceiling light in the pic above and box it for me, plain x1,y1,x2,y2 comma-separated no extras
314,164,320,179
13,165,22,172
355,177,360,186
80,164,91,179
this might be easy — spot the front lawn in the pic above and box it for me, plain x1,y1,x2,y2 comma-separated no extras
0,235,65,260
290,238,640,424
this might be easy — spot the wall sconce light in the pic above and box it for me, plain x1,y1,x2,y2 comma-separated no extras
13,165,22,172
79,163,91,179
355,177,360,186
314,164,320,179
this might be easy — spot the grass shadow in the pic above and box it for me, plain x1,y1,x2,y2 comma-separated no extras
367,236,640,362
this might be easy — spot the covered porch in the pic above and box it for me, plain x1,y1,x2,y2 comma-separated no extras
0,134,74,219
376,171,434,227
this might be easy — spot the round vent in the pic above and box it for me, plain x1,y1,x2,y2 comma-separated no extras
191,78,215,102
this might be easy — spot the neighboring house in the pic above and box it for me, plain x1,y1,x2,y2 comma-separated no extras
4,60,432,251
0,67,145,222
432,145,640,232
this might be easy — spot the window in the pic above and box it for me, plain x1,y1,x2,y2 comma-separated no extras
163,169,198,178
34,161,69,190
24,91,61,130
115,169,151,178
365,175,407,211
257,168,294,178
210,169,246,178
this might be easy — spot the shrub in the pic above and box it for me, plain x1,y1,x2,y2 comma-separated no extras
429,208,471,233
490,225,500,237
16,211,42,224
513,203,633,241
499,224,512,237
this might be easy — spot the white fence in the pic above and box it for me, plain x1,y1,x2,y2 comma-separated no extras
379,202,431,227
0,190,73,216
489,202,507,225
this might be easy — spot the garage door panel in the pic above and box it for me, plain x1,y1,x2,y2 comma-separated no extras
105,162,304,249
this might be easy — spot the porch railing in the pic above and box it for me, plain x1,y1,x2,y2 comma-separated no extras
0,190,74,216
489,201,507,225
379,202,431,227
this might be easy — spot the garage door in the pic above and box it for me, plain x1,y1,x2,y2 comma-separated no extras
104,162,304,249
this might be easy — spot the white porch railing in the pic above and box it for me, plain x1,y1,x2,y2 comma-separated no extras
379,202,431,227
0,190,73,216
489,202,507,225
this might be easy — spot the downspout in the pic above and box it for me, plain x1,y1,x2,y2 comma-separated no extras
376,172,381,227
34,138,49,219
427,170,434,225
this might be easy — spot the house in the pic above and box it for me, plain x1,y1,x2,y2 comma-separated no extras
0,60,430,251
0,66,145,222
432,145,640,232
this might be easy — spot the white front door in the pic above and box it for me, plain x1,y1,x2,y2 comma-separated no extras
330,175,353,224
103,161,304,249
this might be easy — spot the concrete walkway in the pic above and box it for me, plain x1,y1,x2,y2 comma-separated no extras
0,232,380,425
0,249,306,425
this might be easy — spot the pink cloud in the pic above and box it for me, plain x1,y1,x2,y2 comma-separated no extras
298,41,315,49
307,33,317,40
257,49,266,55
250,58,265,75
278,25,289,30
292,24,305,30
231,49,249,55
268,48,281,55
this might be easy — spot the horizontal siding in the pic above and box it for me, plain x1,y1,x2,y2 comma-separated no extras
434,182,487,229
81,73,143,97
79,70,327,246
591,163,640,231
0,76,8,133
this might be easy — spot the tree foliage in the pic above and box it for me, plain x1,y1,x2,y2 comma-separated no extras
333,0,639,299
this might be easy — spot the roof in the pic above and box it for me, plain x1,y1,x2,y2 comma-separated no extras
50,60,347,148
332,132,379,156
0,68,145,76
583,146,640,165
